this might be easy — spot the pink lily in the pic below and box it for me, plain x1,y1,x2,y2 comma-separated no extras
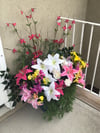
55,81,64,96
20,88,32,102
15,65,33,85
61,65,78,81
78,70,85,87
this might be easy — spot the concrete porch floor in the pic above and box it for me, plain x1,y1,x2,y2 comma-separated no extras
0,99,100,133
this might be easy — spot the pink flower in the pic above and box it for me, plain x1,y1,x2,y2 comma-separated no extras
20,38,26,44
77,70,85,87
65,19,69,23
31,8,35,12
68,25,72,30
28,34,35,40
20,88,32,102
62,25,67,31
20,10,23,15
26,51,29,55
6,23,9,27
55,81,64,96
12,23,16,26
15,66,33,85
72,20,75,24
12,48,17,53
30,99,39,109
61,65,78,81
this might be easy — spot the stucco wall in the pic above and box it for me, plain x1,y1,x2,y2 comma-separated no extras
0,0,88,73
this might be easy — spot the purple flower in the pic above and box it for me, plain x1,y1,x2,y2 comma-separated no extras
32,84,43,93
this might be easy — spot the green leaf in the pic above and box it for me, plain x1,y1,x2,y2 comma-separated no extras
26,23,31,27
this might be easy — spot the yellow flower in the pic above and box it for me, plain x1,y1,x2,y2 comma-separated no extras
28,74,32,80
39,96,44,101
71,51,77,56
81,60,86,68
32,70,39,79
43,78,49,85
74,55,81,62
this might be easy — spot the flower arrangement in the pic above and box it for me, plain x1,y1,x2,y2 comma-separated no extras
0,8,87,120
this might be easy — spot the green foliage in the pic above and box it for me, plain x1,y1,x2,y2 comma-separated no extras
42,84,76,120
0,68,21,107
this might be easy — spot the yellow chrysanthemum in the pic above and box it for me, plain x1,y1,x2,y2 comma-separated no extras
32,70,39,79
28,74,32,80
43,78,49,85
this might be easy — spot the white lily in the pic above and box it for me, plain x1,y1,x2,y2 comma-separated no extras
42,82,60,102
31,58,48,75
53,69,61,79
45,73,56,82
44,54,63,72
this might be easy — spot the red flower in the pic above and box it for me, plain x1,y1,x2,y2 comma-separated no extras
62,25,67,31
53,40,59,43
45,38,48,41
12,23,16,26
72,20,75,24
57,22,61,26
33,50,43,59
65,19,69,23
26,51,29,55
12,48,17,53
31,8,35,12
57,16,61,20
20,10,23,15
33,46,36,49
59,38,64,44
35,34,40,39
20,38,26,44
73,44,75,47
68,25,72,30
6,23,9,27
26,14,32,19
28,34,35,40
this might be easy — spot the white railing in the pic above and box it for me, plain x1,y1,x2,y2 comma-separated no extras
60,17,100,97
